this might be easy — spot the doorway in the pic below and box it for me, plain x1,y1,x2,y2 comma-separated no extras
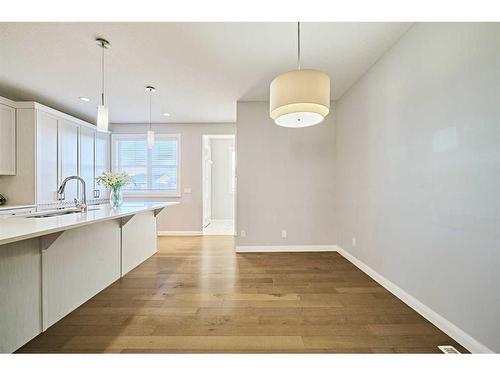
202,134,236,235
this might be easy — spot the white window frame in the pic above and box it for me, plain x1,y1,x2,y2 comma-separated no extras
111,133,181,198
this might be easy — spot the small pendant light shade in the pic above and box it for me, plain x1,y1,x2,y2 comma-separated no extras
270,69,330,127
96,38,111,132
147,130,155,149
97,105,109,132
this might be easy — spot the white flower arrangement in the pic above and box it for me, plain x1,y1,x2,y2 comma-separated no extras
95,171,132,191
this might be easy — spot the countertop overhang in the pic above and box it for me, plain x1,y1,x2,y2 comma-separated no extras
0,202,178,246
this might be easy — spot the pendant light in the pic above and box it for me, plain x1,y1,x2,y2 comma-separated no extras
96,38,111,132
146,86,156,149
270,22,330,127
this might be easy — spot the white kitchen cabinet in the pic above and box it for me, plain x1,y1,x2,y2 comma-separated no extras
95,131,110,199
36,111,59,204
58,120,79,202
0,98,111,208
0,238,42,353
79,126,95,201
43,220,120,329
0,103,16,175
121,210,157,275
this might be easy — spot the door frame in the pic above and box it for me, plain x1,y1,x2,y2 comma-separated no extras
201,134,236,234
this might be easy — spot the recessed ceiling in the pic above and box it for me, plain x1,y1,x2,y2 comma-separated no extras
0,22,412,124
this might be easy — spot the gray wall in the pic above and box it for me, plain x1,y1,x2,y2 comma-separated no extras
334,23,500,352
211,138,234,220
236,101,337,247
110,123,235,232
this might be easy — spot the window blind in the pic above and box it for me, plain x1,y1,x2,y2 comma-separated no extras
112,134,180,195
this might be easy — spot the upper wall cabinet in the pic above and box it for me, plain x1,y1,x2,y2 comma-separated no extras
58,120,79,202
0,98,111,207
0,103,16,175
36,111,59,204
79,126,96,201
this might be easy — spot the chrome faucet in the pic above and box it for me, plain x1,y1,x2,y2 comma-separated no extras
57,176,87,212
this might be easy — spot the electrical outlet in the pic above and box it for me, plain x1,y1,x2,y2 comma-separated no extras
281,230,287,239
183,187,192,194
240,230,246,238
352,237,357,247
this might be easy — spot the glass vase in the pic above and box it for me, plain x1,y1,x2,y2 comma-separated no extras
109,187,123,208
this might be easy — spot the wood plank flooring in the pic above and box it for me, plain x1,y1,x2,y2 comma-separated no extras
17,236,467,353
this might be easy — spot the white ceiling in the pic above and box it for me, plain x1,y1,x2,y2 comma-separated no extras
0,22,412,124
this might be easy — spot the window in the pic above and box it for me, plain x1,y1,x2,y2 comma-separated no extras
111,133,180,196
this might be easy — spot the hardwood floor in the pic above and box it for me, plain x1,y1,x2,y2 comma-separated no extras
18,236,467,353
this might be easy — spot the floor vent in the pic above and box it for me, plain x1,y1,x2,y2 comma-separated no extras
438,345,461,354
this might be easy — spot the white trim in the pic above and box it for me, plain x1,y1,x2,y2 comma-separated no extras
235,245,339,253
0,95,104,132
0,95,17,108
158,231,203,236
336,246,494,354
201,134,236,232
17,101,101,131
111,133,181,196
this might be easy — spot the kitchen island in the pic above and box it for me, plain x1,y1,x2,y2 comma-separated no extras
0,201,177,353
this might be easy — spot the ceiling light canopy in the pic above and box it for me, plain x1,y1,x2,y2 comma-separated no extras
96,37,111,132
270,22,330,128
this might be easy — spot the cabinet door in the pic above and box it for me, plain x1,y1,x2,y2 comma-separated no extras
0,103,16,175
79,126,95,201
95,132,110,198
58,120,79,202
36,111,59,204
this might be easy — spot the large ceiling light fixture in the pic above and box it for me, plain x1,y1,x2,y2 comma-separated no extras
96,38,111,132
146,86,156,149
270,22,330,128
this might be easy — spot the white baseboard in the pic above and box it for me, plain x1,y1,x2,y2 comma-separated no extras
157,231,203,236
336,246,493,354
235,245,339,253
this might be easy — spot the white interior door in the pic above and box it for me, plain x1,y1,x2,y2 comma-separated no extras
203,137,212,228
210,138,235,221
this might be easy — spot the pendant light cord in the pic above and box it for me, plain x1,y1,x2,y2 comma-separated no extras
297,21,301,70
149,89,152,131
101,42,105,106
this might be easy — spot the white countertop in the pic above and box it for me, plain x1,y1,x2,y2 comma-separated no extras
0,204,36,211
0,201,178,246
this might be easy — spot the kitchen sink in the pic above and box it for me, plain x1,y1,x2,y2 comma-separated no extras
24,209,81,218
12,207,101,218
